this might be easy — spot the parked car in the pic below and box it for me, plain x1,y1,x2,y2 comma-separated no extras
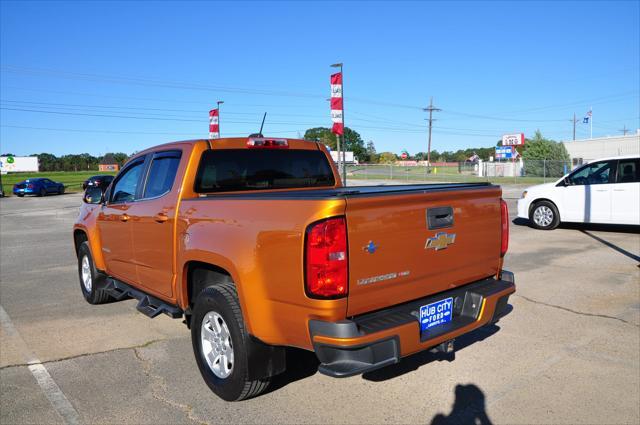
74,137,515,401
82,175,114,190
0,174,4,197
13,178,65,197
517,155,640,229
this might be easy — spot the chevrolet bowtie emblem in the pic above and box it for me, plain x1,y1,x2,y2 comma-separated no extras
425,232,456,251
364,241,378,254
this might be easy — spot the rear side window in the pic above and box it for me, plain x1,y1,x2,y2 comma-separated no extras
616,159,640,183
143,151,182,198
194,149,335,193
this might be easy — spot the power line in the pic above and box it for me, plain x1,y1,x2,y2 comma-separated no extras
0,124,301,136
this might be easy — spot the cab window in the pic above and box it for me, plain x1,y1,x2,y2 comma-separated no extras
110,159,145,203
567,161,615,185
616,159,640,183
142,150,182,199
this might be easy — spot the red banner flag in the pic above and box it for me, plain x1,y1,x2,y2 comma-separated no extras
330,72,343,135
209,109,219,139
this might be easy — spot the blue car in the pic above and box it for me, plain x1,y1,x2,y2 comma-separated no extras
13,178,65,197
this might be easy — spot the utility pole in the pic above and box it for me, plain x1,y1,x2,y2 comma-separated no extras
619,125,629,136
570,113,579,141
423,97,441,168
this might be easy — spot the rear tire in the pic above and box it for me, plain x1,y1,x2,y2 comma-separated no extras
77,242,112,304
191,283,270,401
17,194,24,197
529,201,560,230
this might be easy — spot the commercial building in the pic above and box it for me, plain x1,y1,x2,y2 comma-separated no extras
562,133,640,165
99,154,120,172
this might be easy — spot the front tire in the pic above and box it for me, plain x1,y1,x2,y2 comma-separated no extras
77,242,112,304
530,201,560,230
58,186,65,195
191,283,270,401
39,188,46,197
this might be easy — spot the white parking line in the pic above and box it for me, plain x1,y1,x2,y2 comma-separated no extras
0,305,81,425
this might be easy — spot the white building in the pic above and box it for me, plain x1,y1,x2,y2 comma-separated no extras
0,156,39,174
562,133,640,165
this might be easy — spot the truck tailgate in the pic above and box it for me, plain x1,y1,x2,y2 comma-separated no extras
345,186,502,316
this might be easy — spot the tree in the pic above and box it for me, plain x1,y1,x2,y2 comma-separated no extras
521,130,570,177
365,140,378,163
378,152,397,164
110,153,129,167
303,127,366,162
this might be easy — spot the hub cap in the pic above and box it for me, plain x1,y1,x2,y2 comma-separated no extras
201,311,234,379
81,255,92,292
533,205,554,227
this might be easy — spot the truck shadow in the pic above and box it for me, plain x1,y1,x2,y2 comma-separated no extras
266,323,505,393
362,324,502,382
429,384,493,425
265,348,320,394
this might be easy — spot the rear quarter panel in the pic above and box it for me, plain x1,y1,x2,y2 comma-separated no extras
176,196,347,349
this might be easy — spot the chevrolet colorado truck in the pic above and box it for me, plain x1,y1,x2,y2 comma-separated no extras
74,137,515,401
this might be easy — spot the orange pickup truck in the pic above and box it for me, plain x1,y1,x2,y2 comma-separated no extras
73,137,515,401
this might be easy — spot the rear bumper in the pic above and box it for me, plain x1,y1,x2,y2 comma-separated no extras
517,198,530,219
13,188,35,195
309,271,516,377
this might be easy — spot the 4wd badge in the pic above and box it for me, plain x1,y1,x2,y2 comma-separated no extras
425,232,456,251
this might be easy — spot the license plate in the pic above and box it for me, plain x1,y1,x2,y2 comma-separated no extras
420,297,453,332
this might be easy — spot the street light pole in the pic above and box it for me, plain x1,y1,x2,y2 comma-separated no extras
331,62,346,185
217,101,224,137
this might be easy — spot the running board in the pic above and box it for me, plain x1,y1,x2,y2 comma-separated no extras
102,278,183,319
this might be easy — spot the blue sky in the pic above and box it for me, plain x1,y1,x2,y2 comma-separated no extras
1,0,638,156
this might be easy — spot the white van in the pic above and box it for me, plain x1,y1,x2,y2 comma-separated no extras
517,155,639,229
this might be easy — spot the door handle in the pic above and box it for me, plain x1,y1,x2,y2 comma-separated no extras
120,213,130,222
154,213,169,223
613,189,625,192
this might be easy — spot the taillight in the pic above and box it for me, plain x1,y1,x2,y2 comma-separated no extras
247,138,289,148
500,199,509,257
27,184,34,189
305,217,348,299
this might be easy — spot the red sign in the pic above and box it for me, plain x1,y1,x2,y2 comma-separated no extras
330,72,343,135
502,133,525,146
209,109,219,139
401,152,408,159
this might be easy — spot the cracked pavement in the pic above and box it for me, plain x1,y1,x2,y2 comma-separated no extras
1,189,638,424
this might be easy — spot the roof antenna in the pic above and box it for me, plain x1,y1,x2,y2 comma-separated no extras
250,112,267,138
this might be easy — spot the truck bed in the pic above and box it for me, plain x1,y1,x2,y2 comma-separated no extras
197,182,496,199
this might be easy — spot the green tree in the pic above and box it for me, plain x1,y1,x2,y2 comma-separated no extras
365,140,378,163
31,153,59,171
522,130,570,177
303,127,366,162
378,152,397,164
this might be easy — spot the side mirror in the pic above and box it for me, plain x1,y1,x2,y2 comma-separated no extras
562,177,570,186
83,187,105,204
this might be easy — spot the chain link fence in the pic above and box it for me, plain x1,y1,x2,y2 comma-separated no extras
345,160,573,185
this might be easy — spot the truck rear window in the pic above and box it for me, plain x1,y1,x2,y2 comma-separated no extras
194,149,335,193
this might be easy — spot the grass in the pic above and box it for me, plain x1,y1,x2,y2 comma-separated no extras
1,171,117,196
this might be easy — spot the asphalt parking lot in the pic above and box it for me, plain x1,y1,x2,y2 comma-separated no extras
1,187,639,424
